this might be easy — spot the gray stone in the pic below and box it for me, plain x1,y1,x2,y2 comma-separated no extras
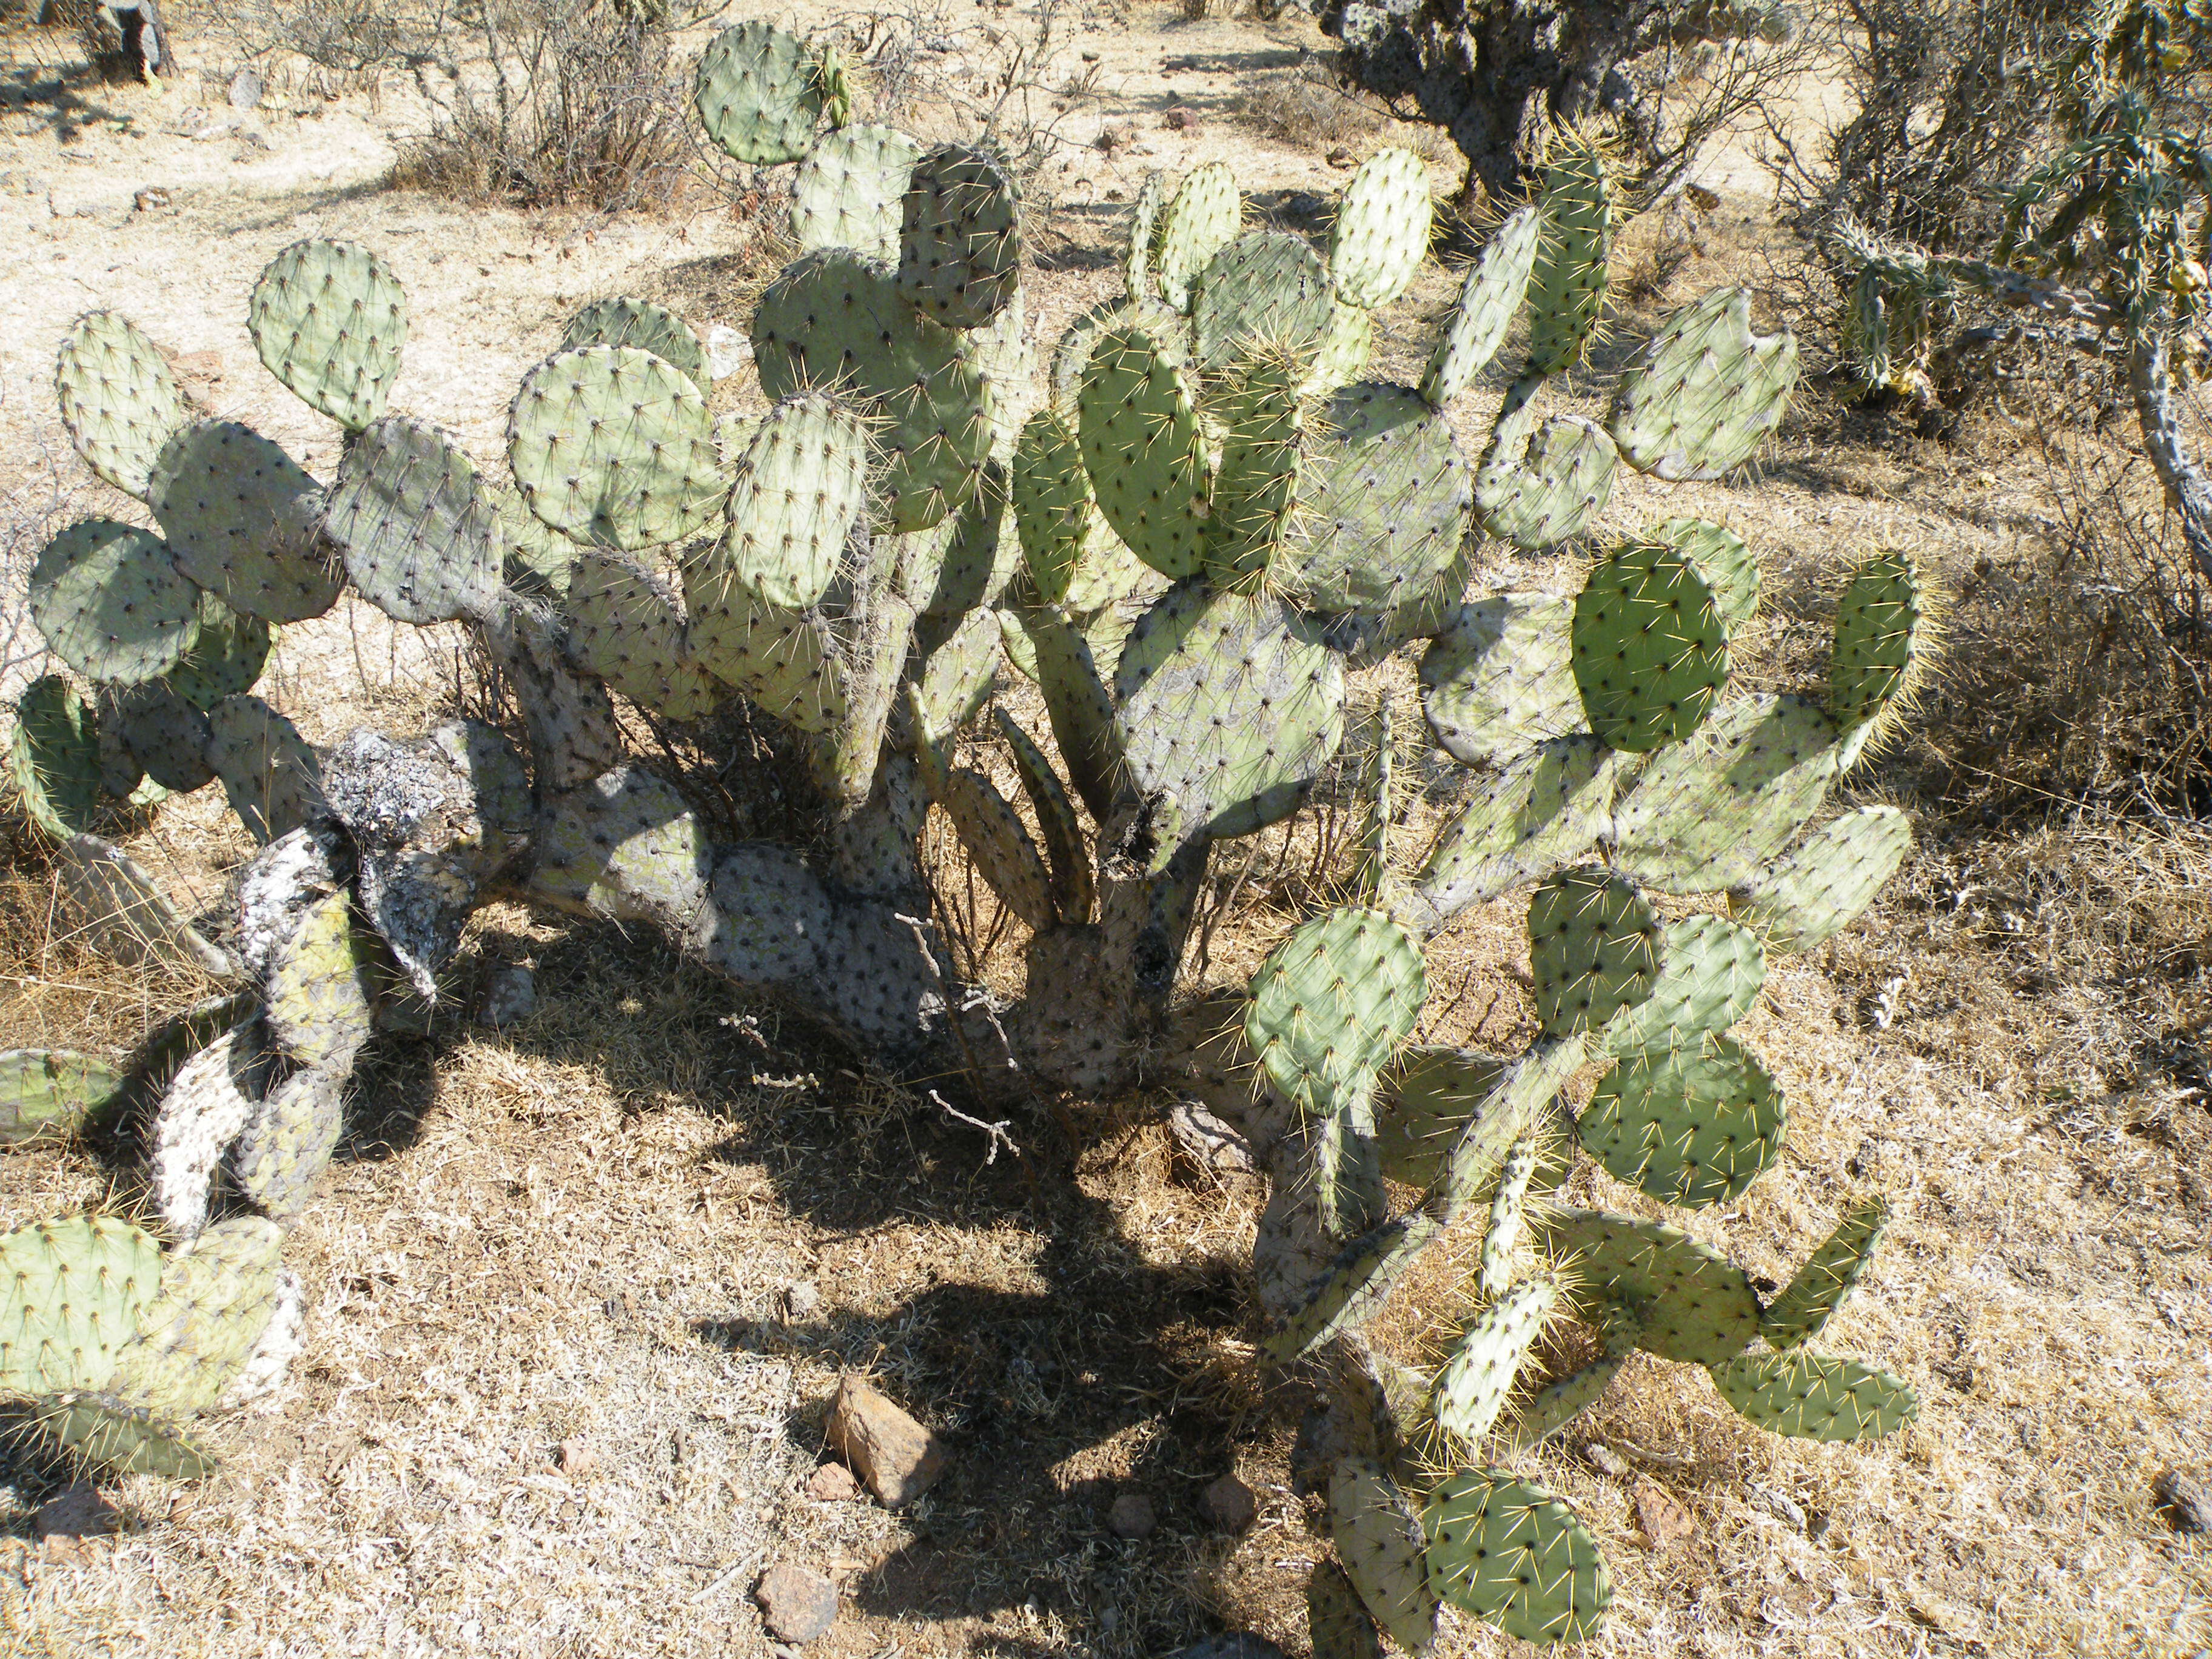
1107,1492,1156,1540
477,961,537,1028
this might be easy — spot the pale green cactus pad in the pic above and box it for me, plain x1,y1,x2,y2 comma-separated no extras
1541,1207,1763,1365
561,297,709,394
55,310,190,500
1707,1351,1919,1442
1123,170,1171,304
1439,1036,1585,1213
1245,906,1426,1115
996,708,1091,923
1601,914,1768,1057
899,143,1022,330
1291,381,1473,615
685,583,846,736
1421,206,1542,408
0,1213,163,1397
1524,134,1612,377
1433,1275,1558,1444
266,889,375,1071
149,421,340,624
533,769,712,928
30,520,201,687
1527,867,1661,1039
1730,804,1913,953
1424,1469,1611,1645
38,1392,214,1478
716,393,870,611
793,123,923,261
1570,538,1729,754
1402,737,1617,931
0,1051,122,1147
325,415,501,625
1829,548,1927,732
916,606,1002,740
1512,1352,1632,1445
1375,1047,1507,1188
1651,517,1760,629
1475,398,1620,551
109,1216,285,1417
1419,594,1580,768
567,549,724,722
1264,1210,1444,1365
207,695,326,845
10,675,102,840
1204,355,1302,591
1026,614,1121,823
1762,1197,1889,1350
939,768,1054,930
1192,230,1332,371
1309,1559,1387,1659
230,1067,343,1219
1077,323,1210,580
694,19,823,164
1580,1033,1788,1208
1608,287,1798,480
248,240,407,431
1302,299,1376,399
1612,694,1840,891
508,346,727,552
1011,408,1093,604
1329,147,1432,310
1155,161,1241,313
1330,1455,1441,1655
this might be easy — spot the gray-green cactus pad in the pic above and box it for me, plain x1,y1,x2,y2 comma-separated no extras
1421,206,1541,407
1419,594,1580,768
109,1215,285,1416
167,592,272,709
1439,1037,1584,1215
1708,1351,1918,1442
916,605,1001,737
1154,161,1241,313
1475,402,1620,552
1077,323,1210,579
899,143,1021,330
1114,583,1344,854
1192,230,1332,370
561,297,708,393
207,695,326,844
249,239,407,430
1246,906,1426,1116
699,845,833,986
716,393,870,611
10,677,102,840
793,123,922,260
1652,517,1760,631
325,415,501,625
1011,409,1092,605
566,549,723,722
996,708,1090,924
1541,1207,1763,1365
1729,805,1912,953
1328,147,1431,310
1309,1559,1387,1659
1571,538,1729,754
1762,1197,1889,1350
534,769,712,931
1609,287,1798,480
230,1067,343,1218
1613,694,1840,891
937,766,1053,931
149,421,340,624
1204,356,1302,591
684,582,846,735
0,1051,122,1148
1290,381,1473,615
1528,867,1661,1039
1330,1455,1440,1655
1264,1210,1443,1366
36,1393,213,1478
752,249,991,534
1424,1469,1610,1644
1601,914,1767,1057
1401,737,1617,934
56,310,190,500
1829,549,1926,733
1123,171,1170,304
1025,612,1121,823
1524,135,1610,377
0,1213,163,1396
30,520,201,687
1434,1275,1558,1445
1580,1033,1787,1208
694,19,823,164
1375,1047,1507,1188
115,680,216,794
508,346,727,551
266,888,374,1070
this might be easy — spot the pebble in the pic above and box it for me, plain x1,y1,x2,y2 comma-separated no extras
476,961,537,1028
824,1376,950,1507
755,1562,839,1644
1108,1492,1156,1540
1631,1480,1697,1550
557,1439,595,1476
785,1281,822,1320
1585,1442,1629,1479
1198,1473,1258,1532
806,1462,861,1502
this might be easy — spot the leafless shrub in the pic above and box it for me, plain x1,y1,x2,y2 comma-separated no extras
200,0,417,75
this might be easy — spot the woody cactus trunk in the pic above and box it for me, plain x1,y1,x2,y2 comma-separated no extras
7,21,1931,1649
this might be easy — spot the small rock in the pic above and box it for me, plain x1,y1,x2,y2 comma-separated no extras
2156,1467,2212,1533
807,1462,861,1502
1749,1483,1807,1530
824,1376,950,1507
1631,1481,1697,1550
557,1439,595,1476
1198,1473,1258,1532
1108,1492,1156,1540
785,1281,822,1320
477,960,537,1028
1168,1100,1255,1174
34,1484,117,1540
707,323,751,381
132,187,170,212
1326,147,1355,169
1096,121,1136,153
1584,1442,1629,1479
755,1562,839,1644
228,67,263,109
1163,107,1201,132
1081,49,1100,61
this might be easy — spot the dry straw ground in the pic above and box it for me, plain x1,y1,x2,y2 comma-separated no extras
0,4,2208,1656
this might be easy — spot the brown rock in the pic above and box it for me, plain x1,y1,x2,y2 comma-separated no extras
1198,1473,1258,1532
1164,107,1201,132
823,1376,949,1507
2156,1467,2212,1533
1632,1481,1698,1551
756,1562,839,1644
807,1461,862,1502
34,1484,117,1541
1108,1492,1156,1540
1096,121,1137,154
1326,147,1355,169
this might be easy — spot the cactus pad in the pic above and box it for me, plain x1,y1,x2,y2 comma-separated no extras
1434,1275,1559,1445
59,831,233,977
940,768,1054,930
207,695,326,844
1246,907,1426,1115
30,520,202,686
1652,517,1760,631
230,1067,343,1218
1829,549,1927,732
1580,1033,1787,1207
1192,230,1332,370
1475,398,1619,551
1124,170,1171,304
916,606,1002,738
1708,1352,1919,1442
1730,805,1912,953
1011,409,1093,603
266,890,374,1070
114,680,216,794
1541,1207,1762,1365
508,346,727,551
0,1213,163,1396
1439,1037,1585,1215
1419,594,1580,768
149,421,340,623
1155,161,1241,313
716,394,870,611
1292,382,1473,615
793,123,923,260
1265,1210,1444,1365
248,240,406,430
1330,1455,1441,1655
1374,1047,1507,1188
10,676,102,840
1570,538,1729,753
995,708,1091,924
37,1392,212,1477
325,415,501,625
561,297,709,394
1609,287,1798,480
0,1051,122,1147
685,583,846,735
110,1216,285,1416
899,143,1021,329
1525,135,1612,377
167,592,273,709
1601,914,1767,1057
1403,737,1617,931
1302,298,1376,398
55,310,190,499
533,769,712,930
1424,1469,1611,1644
699,846,833,987
1762,1197,1889,1350
1421,206,1542,407
1329,147,1432,310
565,550,722,722
694,20,823,164
1613,694,1840,891
1527,868,1661,1039
1309,1560,1387,1659
1512,1352,1631,1445
1027,614,1121,823
1204,357,1303,590
1077,323,1210,580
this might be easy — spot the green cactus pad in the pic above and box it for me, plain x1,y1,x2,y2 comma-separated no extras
1375,1047,1507,1188
917,606,1002,739
324,415,501,625
1313,1096,1388,1241
1115,585,1345,856
167,592,273,709
1652,518,1760,631
567,549,723,722
899,143,1022,330
1264,1210,1444,1365
95,702,144,799
55,310,190,500
10,676,102,840
1528,868,1661,1039
1731,805,1911,953
1246,906,1426,1116
37,1392,213,1478
694,20,823,164
1419,594,1580,768
1291,381,1473,615
114,680,216,794
752,249,991,534
1580,1033,1787,1208
247,240,406,431
1193,230,1332,371
1601,914,1767,1057
109,1216,284,1416
230,1067,343,1219
1012,409,1093,603
1511,1352,1631,1444
1475,395,1619,551
532,769,712,929
1525,135,1612,377
1541,1207,1763,1365
1613,694,1840,892
794,123,923,261
30,520,201,686
684,583,846,735
1330,1455,1441,1655
508,346,726,552
1301,299,1376,399
1027,613,1121,823
561,297,708,393
1480,1130,1540,1295
1401,736,1618,934
492,483,578,597
1340,1338,1433,1477
207,695,326,844
913,449,1019,617
1124,170,1171,303
1435,1275,1558,1445
1421,206,1542,408
1309,1560,1387,1659
940,768,1054,930
1708,1351,1919,1442
1329,147,1432,310
149,421,340,623
266,889,374,1070
1570,538,1729,753
0,1213,163,1396
1204,357,1303,591
1829,549,1927,732
1424,1469,1611,1644
716,393,870,611
1077,323,1210,580
1439,1037,1584,1218
995,708,1091,923
1155,161,1241,313
1762,1197,1889,1350
0,1051,122,1148
1609,287,1798,480
699,846,832,987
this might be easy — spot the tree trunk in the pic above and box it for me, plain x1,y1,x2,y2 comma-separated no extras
2128,324,2212,585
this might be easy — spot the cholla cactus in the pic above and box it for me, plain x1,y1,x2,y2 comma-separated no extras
8,22,1926,1618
